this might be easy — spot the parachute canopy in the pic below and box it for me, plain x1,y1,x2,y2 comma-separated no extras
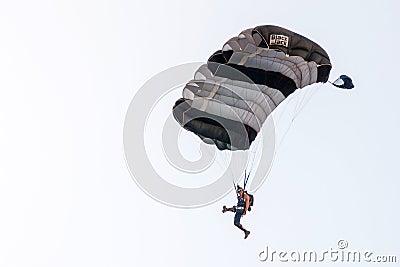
173,25,350,150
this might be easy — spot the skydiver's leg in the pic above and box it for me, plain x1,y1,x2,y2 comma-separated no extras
222,206,236,213
234,210,250,239
234,210,245,230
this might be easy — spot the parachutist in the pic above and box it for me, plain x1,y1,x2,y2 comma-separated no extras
222,186,251,239
171,25,354,239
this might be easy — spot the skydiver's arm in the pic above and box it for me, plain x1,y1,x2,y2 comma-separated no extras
244,194,250,214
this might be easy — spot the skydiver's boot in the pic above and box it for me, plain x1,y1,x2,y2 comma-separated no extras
244,230,250,239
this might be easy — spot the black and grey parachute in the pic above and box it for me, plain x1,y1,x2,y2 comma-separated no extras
173,25,353,150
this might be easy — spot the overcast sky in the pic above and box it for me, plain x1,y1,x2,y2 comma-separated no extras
1,1,399,266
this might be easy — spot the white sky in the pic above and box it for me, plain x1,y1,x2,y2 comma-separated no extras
0,0,399,266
